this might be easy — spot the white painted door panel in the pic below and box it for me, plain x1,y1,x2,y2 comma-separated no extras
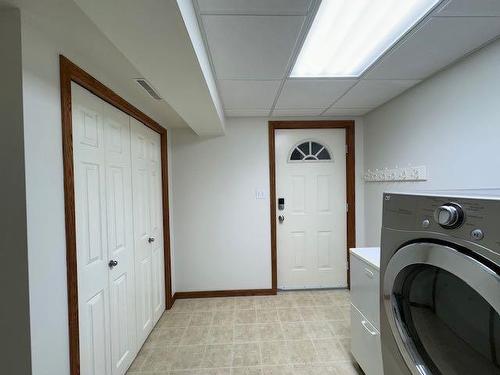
103,104,137,375
276,129,347,289
146,127,165,322
130,119,165,343
130,119,153,344
73,84,112,375
73,83,165,375
73,83,138,375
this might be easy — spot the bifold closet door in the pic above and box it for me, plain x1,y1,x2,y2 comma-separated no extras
72,83,137,375
103,103,138,375
145,124,165,324
130,117,165,345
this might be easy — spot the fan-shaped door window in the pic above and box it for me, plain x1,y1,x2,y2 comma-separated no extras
289,140,332,162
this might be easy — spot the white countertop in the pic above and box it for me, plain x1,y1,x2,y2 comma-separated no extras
350,247,380,270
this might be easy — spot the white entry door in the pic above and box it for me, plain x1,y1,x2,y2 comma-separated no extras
276,129,347,289
73,83,137,375
130,118,165,345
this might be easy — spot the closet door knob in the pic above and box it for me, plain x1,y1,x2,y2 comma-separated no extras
108,260,118,269
148,237,155,243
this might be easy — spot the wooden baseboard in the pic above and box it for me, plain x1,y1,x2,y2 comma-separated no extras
173,288,277,300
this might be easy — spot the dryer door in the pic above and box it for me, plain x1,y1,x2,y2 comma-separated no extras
383,242,500,375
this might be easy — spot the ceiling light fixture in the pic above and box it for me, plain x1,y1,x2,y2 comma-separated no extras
291,0,440,78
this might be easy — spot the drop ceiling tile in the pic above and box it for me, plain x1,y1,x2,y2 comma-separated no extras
202,15,306,79
197,0,312,15
225,109,270,117
272,108,324,117
333,80,420,108
275,79,357,109
435,0,500,16
218,80,281,109
322,108,373,116
366,16,500,80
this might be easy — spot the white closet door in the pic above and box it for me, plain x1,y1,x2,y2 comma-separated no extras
130,118,153,344
130,119,165,344
146,127,165,322
103,104,137,375
73,83,137,375
73,84,112,375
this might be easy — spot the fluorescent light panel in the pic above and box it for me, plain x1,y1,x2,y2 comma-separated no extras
291,0,440,77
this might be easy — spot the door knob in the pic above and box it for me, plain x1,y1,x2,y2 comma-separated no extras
278,215,285,224
148,237,155,243
108,260,118,269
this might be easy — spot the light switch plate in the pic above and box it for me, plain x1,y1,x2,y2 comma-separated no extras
255,189,266,199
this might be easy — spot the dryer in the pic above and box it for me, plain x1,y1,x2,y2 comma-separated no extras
380,191,500,375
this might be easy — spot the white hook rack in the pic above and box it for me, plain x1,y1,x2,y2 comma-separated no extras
364,165,427,182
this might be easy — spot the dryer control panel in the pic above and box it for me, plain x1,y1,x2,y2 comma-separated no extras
382,191,500,260
434,203,464,229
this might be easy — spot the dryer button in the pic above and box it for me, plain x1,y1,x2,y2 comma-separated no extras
471,229,484,241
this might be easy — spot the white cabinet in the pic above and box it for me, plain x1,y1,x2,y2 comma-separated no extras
350,247,383,375
351,305,383,375
351,254,380,328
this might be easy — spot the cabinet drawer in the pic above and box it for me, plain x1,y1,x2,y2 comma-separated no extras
351,304,383,375
350,255,380,329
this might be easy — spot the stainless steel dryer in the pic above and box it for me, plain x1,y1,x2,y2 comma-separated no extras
380,191,500,375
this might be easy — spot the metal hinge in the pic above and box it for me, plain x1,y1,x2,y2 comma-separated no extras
345,144,348,154
346,203,349,212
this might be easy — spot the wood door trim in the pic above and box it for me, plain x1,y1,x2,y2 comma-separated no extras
268,120,356,291
60,55,173,375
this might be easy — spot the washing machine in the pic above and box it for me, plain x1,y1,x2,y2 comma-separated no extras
380,191,500,375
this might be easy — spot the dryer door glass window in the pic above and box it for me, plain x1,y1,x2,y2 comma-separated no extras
394,264,500,375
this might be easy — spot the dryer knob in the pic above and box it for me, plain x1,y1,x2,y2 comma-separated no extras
434,204,463,228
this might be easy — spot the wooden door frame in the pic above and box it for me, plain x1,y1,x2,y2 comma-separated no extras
268,120,356,292
60,55,173,375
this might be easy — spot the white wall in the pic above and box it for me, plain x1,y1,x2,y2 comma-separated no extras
20,11,177,375
0,8,32,374
16,4,364,372
363,38,500,246
22,19,73,375
15,2,366,374
171,117,365,292
171,119,272,291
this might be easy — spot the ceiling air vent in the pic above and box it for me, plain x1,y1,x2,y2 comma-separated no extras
135,78,162,100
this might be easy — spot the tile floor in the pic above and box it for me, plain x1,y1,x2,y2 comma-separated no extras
127,290,363,375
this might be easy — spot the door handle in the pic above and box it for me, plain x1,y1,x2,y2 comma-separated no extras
364,268,374,279
278,215,285,224
361,320,377,336
148,237,155,243
108,260,118,269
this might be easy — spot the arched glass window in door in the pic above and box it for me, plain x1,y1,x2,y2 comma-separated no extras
289,140,332,162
